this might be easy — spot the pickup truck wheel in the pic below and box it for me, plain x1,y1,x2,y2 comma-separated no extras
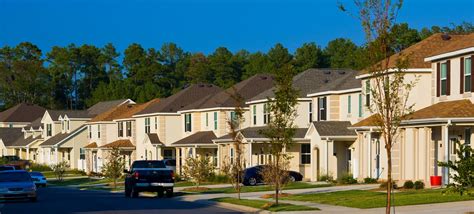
131,187,139,198
125,187,131,197
166,189,173,198
157,190,164,198
248,177,257,186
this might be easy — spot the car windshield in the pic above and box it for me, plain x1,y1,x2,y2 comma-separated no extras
30,172,44,177
132,161,166,169
0,172,31,182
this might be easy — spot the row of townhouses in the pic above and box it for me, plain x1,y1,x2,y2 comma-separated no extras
0,33,472,186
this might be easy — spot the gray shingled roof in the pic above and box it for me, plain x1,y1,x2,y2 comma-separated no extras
47,110,91,121
12,136,39,147
136,84,223,115
312,121,356,137
181,74,274,110
87,99,131,116
0,103,45,123
248,69,360,102
40,125,86,147
23,118,43,130
216,126,308,141
147,133,164,146
0,128,24,147
172,131,217,146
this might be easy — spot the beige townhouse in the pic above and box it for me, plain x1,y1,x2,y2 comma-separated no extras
173,74,275,174
214,69,358,181
9,118,44,161
0,103,45,156
304,69,361,181
36,99,133,169
133,84,223,165
351,33,473,186
83,99,158,173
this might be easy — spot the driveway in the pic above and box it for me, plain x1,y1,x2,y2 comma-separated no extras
0,187,242,214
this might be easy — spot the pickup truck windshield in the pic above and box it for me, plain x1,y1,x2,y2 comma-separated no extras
132,161,166,169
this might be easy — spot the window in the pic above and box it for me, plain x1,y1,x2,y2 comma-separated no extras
318,97,327,121
213,112,218,130
145,118,151,134
47,124,52,137
8,123,12,128
97,125,101,138
309,102,313,123
206,113,209,127
88,125,91,139
118,122,123,137
358,93,363,117
61,120,64,131
263,103,270,124
185,114,192,132
440,62,448,95
79,148,85,160
163,149,173,159
126,121,132,137
365,81,370,106
253,105,257,125
230,147,234,164
301,144,311,164
465,58,472,92
230,111,238,127
155,117,158,130
66,120,70,131
347,95,352,114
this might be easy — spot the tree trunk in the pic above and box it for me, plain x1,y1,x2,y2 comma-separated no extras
275,153,280,205
386,144,392,214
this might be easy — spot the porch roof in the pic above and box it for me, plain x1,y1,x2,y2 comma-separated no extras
11,136,39,147
147,133,164,146
351,114,382,128
100,139,135,148
84,142,98,149
39,125,87,147
312,121,356,137
172,131,217,146
215,126,308,142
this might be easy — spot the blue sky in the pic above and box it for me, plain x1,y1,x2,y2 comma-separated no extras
0,0,473,55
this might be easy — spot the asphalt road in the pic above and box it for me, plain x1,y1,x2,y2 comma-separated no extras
0,187,242,214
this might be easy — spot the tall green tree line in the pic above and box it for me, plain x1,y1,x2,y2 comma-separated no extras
0,22,472,111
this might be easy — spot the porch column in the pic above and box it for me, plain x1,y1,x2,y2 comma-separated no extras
367,131,372,178
216,145,220,169
55,147,59,164
193,146,197,158
26,147,30,160
443,124,450,185
19,148,22,159
248,140,253,167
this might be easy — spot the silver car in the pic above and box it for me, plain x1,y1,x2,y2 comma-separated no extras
0,170,37,201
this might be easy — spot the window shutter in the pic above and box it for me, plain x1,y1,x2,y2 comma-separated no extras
460,57,464,94
447,60,451,95
436,62,440,97
472,55,474,92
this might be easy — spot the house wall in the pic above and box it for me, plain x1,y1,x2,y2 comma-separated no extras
249,101,312,129
0,122,29,128
60,128,88,169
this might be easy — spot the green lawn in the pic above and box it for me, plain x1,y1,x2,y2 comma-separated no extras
41,171,86,179
285,189,474,209
49,177,124,187
175,181,226,187
212,197,319,212
183,182,331,194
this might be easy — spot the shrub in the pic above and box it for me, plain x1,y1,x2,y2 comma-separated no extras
182,156,216,187
29,163,52,172
318,174,335,183
338,174,357,184
364,177,378,184
208,173,230,183
379,180,397,189
403,180,414,189
414,180,425,190
51,161,70,181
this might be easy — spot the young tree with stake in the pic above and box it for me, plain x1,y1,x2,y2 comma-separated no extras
340,1,417,213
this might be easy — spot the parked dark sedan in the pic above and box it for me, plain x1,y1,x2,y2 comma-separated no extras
241,165,303,186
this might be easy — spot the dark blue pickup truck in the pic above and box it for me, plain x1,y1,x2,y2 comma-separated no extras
124,160,174,198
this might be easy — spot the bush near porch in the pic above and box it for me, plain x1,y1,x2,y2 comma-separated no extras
284,189,474,209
